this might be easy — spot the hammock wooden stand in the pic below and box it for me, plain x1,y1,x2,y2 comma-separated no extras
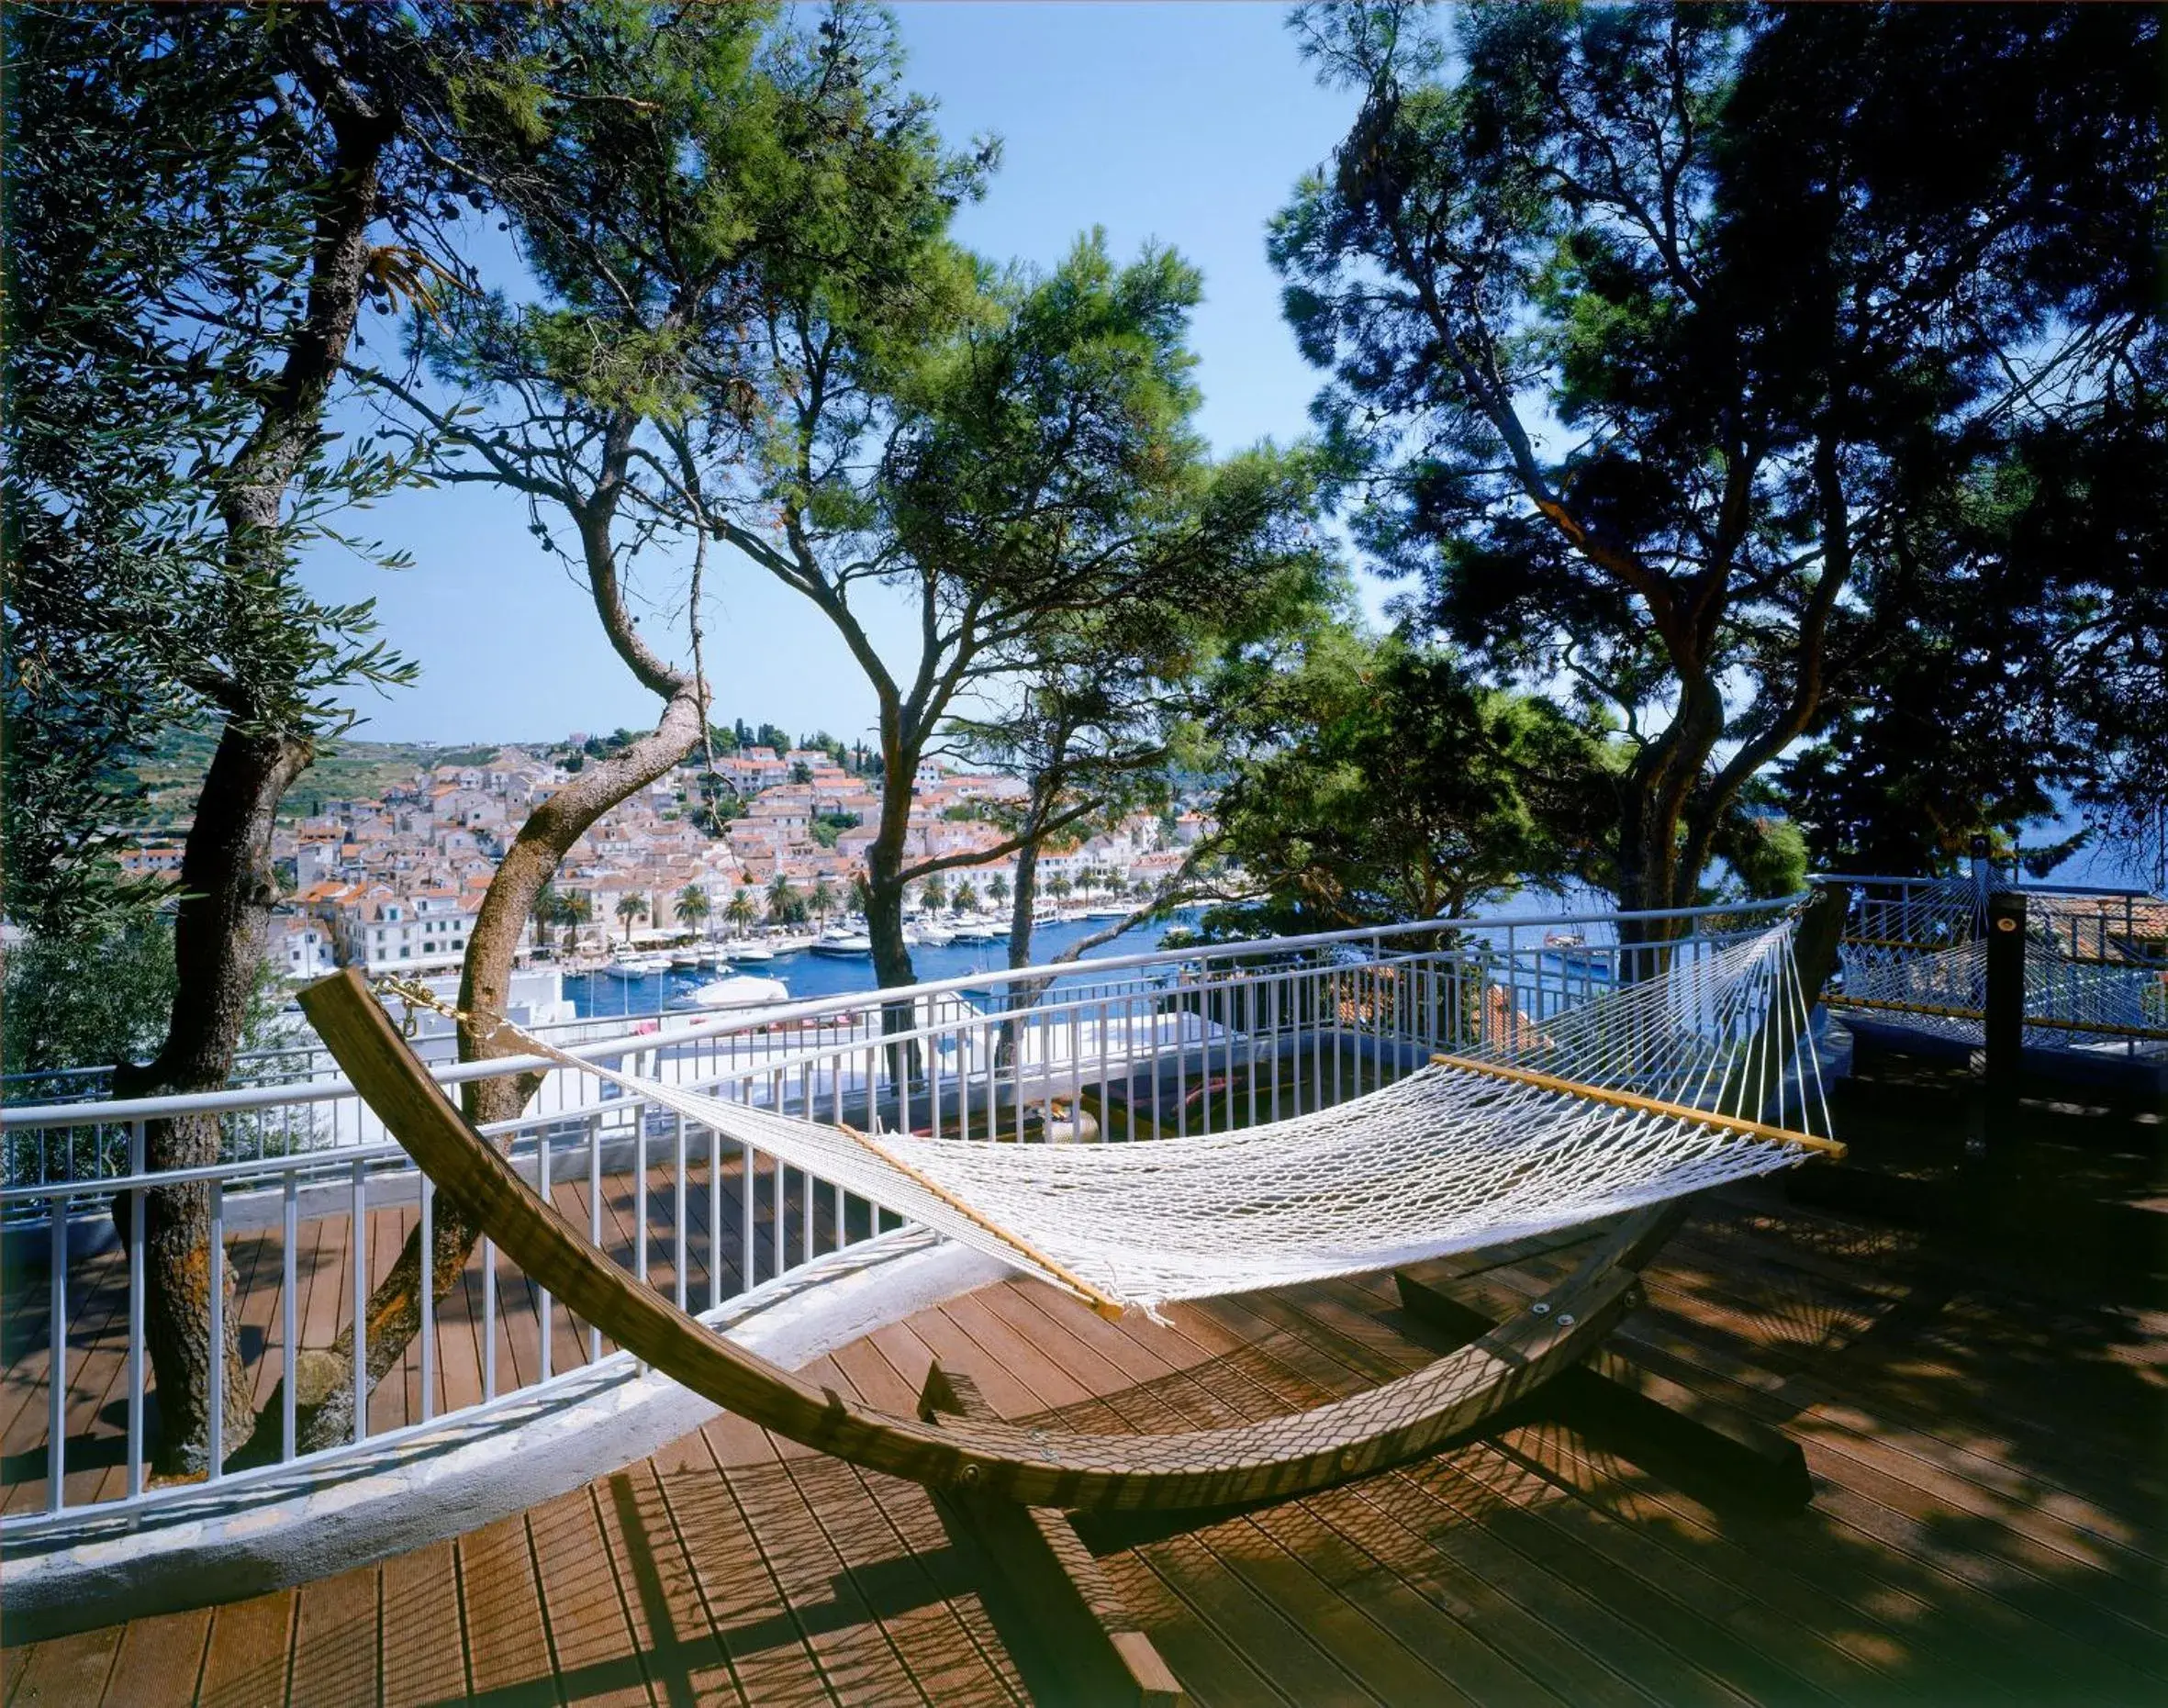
301,966,1814,1706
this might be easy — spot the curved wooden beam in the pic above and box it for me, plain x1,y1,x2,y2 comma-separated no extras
301,968,1674,1513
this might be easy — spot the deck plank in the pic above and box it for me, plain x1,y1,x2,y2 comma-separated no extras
379,1536,466,1707
5,1621,122,1708
1094,1287,1698,1708
285,1562,381,1708
763,1379,1020,1708
455,1512,557,1708
985,1285,1511,1708
525,1484,655,1707
693,1407,932,1706
982,1283,1577,1708
194,1590,294,1708
587,1467,751,1708
93,1608,211,1708
936,1287,1388,1708
642,1433,842,1708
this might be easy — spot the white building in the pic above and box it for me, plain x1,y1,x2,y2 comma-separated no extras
341,892,477,972
272,915,338,980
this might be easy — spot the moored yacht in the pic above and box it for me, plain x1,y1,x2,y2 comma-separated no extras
809,927,874,957
666,971,792,1012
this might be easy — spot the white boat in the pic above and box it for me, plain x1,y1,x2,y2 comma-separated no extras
601,952,648,980
1083,906,1132,921
723,942,777,965
810,929,874,957
950,922,1003,943
666,973,792,1012
669,950,702,970
911,923,955,947
1543,931,1613,974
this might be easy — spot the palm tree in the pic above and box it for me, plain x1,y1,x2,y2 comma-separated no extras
849,873,874,917
810,876,837,924
676,883,710,938
1047,873,1073,907
723,890,758,937
765,872,796,925
920,874,948,914
531,883,564,951
562,892,593,950
988,872,1011,912
614,892,647,943
951,879,979,916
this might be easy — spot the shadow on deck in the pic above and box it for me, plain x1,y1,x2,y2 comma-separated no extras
7,1107,2164,1708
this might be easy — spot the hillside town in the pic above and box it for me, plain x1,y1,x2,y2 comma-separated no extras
118,739,1211,979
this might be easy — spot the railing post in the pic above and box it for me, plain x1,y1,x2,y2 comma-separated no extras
127,1121,146,1500
1984,889,2027,1142
47,1187,67,1513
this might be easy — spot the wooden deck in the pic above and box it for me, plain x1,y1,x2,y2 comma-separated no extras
6,1147,2163,1706
2,1147,849,1513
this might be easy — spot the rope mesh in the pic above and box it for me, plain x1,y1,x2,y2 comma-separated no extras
513,919,1830,1315
1837,876,2167,1047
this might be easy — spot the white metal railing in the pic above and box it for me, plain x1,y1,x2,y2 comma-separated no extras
1821,871,2168,1054
1819,869,2166,969
0,898,1794,1537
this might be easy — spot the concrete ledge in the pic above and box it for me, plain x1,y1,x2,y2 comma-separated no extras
0,1228,1010,1643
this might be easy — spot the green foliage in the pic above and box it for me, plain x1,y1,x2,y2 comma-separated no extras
2,915,285,1081
765,873,807,926
809,811,859,848
1205,627,1613,934
3,6,438,932
1277,3,2157,905
3,921,177,1079
922,238,1344,954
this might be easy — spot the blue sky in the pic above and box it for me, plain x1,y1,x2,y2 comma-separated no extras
304,4,1361,749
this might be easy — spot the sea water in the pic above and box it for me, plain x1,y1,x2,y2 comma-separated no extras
564,913,1191,1020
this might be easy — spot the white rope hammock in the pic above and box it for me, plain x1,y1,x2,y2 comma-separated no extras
458,921,1833,1318
1837,876,2167,1049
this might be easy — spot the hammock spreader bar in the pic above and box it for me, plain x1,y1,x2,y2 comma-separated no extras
1429,1054,1846,1158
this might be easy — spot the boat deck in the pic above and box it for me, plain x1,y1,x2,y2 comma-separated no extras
6,1161,2162,1706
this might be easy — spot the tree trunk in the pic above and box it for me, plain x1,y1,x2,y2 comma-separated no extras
1007,833,1042,971
111,723,312,1476
274,689,707,1456
107,45,395,1476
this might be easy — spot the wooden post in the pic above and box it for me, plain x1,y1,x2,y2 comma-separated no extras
919,1364,1189,1706
1983,889,2027,1139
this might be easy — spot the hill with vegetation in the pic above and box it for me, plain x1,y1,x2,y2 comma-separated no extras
131,727,511,828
